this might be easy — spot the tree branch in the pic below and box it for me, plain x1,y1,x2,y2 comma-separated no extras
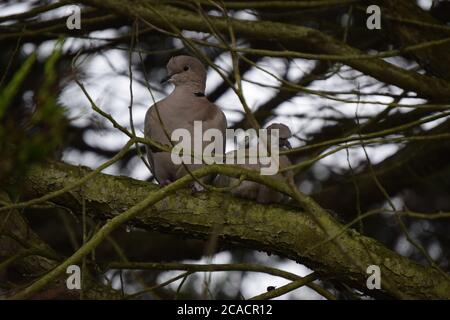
14,160,450,299
0,192,121,299
77,0,450,100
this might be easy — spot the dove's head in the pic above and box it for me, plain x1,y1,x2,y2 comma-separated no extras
267,123,292,149
162,55,207,92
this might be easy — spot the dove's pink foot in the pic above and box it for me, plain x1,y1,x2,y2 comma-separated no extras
160,179,173,187
190,181,205,194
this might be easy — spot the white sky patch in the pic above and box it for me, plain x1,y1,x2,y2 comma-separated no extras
89,28,120,40
173,30,210,49
299,180,314,194
0,2,31,19
310,67,360,92
214,56,288,123
84,129,130,151
39,4,83,21
379,196,405,212
72,49,154,122
319,144,399,172
207,9,223,18
22,43,36,55
154,251,234,298
286,59,317,82
62,28,121,56
206,52,232,89
397,97,428,109
88,49,129,77
256,57,288,82
233,10,258,21
59,46,167,173
421,115,449,131
154,251,325,300
208,55,283,124
428,242,442,261
128,156,153,180
240,252,325,300
36,40,58,60
206,53,242,116
417,0,433,10
59,83,92,127
383,56,417,70
62,149,120,176
395,235,414,257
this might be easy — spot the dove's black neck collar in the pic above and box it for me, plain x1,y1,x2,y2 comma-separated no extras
193,92,205,97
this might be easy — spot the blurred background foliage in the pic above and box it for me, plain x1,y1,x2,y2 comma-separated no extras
0,40,67,187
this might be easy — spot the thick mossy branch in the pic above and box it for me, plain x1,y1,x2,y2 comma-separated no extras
17,160,450,299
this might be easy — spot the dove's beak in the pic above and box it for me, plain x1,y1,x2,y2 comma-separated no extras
282,139,292,149
160,74,172,84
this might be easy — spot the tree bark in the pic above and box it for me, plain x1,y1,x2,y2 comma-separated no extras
15,160,450,299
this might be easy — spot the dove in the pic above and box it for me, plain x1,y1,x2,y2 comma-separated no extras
144,55,227,186
215,123,293,204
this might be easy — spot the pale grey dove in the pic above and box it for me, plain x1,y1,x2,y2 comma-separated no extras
144,55,227,185
214,123,293,204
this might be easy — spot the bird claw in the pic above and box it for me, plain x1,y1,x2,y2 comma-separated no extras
190,182,205,194
160,179,173,187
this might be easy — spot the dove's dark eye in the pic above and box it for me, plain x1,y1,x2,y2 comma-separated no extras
183,65,189,71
